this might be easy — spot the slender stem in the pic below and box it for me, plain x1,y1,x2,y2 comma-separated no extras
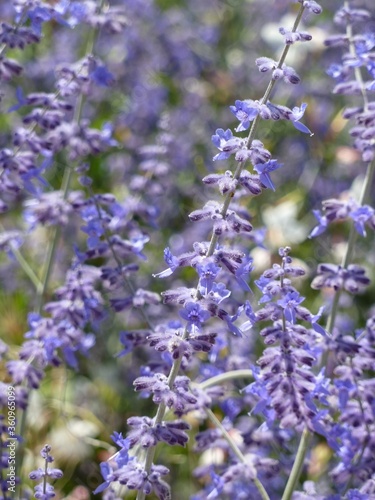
8,241,44,293
281,428,310,500
206,3,306,261
43,453,48,494
206,409,270,500
325,158,374,337
196,369,253,391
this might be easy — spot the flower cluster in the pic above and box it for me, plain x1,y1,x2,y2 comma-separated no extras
245,247,328,430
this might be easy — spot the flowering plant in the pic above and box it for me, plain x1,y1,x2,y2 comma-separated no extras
0,1,374,499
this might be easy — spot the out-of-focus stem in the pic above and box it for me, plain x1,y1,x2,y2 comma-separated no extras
197,369,253,390
281,428,311,500
206,408,271,500
1,230,43,293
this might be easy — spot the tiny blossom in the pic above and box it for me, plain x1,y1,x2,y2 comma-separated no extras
196,262,221,294
88,61,115,87
148,325,216,360
229,100,259,131
279,27,312,45
23,190,76,228
127,416,190,448
0,23,40,49
237,170,263,195
201,282,231,304
327,63,351,81
133,373,197,416
281,65,301,84
349,205,375,237
277,290,305,324
211,128,245,161
253,159,283,191
0,230,23,252
265,101,312,134
152,247,179,278
299,0,323,15
309,209,328,238
7,360,43,389
179,302,210,332
202,171,238,195
255,57,277,73
334,7,371,27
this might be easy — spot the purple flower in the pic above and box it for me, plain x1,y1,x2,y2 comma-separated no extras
279,27,312,45
8,86,27,112
24,6,70,35
179,302,210,332
349,205,374,237
0,56,23,81
205,282,231,304
211,128,244,161
6,360,43,389
153,247,179,278
234,255,253,291
254,159,283,191
299,0,323,15
229,100,259,131
309,306,327,335
89,62,115,87
266,101,312,134
127,416,190,448
196,262,221,294
290,103,313,135
133,373,197,416
256,57,277,73
277,291,305,324
309,209,328,238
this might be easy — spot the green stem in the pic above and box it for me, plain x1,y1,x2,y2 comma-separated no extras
281,428,310,500
197,369,253,391
206,408,270,500
9,242,43,293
